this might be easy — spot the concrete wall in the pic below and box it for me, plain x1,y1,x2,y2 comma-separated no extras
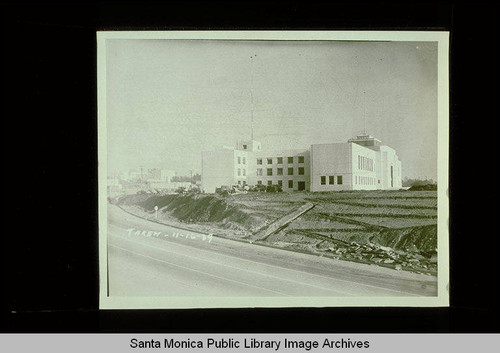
234,150,253,186
237,140,262,152
249,149,310,191
378,145,402,189
351,143,378,190
310,143,353,191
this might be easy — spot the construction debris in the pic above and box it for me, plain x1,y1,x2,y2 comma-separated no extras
325,241,437,274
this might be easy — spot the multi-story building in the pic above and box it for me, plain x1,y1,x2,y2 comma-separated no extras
201,134,402,193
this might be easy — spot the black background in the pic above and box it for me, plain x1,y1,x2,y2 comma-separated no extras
1,1,499,333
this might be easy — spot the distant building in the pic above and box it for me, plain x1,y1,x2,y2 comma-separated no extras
147,168,162,181
125,169,142,180
107,177,122,194
201,134,402,193
160,169,175,183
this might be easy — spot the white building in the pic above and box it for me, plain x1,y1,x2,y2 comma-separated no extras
201,134,402,193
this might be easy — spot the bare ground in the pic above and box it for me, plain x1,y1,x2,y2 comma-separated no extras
112,190,438,275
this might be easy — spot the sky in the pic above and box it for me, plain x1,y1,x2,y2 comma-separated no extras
105,39,438,179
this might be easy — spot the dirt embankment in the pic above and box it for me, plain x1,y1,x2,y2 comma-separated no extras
113,192,438,274
266,221,437,274
373,225,437,253
114,193,269,238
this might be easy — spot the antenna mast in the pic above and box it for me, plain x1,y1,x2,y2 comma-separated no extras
363,90,366,135
250,54,255,141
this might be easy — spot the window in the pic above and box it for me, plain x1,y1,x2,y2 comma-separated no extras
277,168,283,175
238,168,241,176
358,155,374,171
337,175,343,184
278,180,282,187
243,157,246,164
288,180,293,189
287,156,293,163
257,180,262,185
268,180,272,186
257,158,262,165
298,167,304,175
237,156,241,164
256,168,263,176
277,157,283,164
242,169,246,176
243,144,247,150
267,168,273,176
298,156,304,163
288,167,294,175
329,176,334,185
321,176,326,185
267,158,273,164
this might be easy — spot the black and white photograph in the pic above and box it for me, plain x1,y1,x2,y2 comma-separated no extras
98,31,449,309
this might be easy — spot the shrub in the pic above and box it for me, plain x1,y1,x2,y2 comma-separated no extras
266,184,283,193
409,184,437,191
249,184,267,192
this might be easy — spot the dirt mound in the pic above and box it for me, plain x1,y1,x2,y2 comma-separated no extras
371,224,437,253
116,194,264,232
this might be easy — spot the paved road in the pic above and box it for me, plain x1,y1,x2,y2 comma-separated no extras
107,205,437,297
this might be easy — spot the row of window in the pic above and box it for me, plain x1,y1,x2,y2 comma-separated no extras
257,180,295,188
358,155,374,171
257,167,305,176
237,156,246,165
356,175,378,185
237,168,246,176
238,180,305,190
257,156,305,165
320,175,343,185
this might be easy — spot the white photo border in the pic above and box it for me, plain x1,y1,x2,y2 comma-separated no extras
97,31,449,309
